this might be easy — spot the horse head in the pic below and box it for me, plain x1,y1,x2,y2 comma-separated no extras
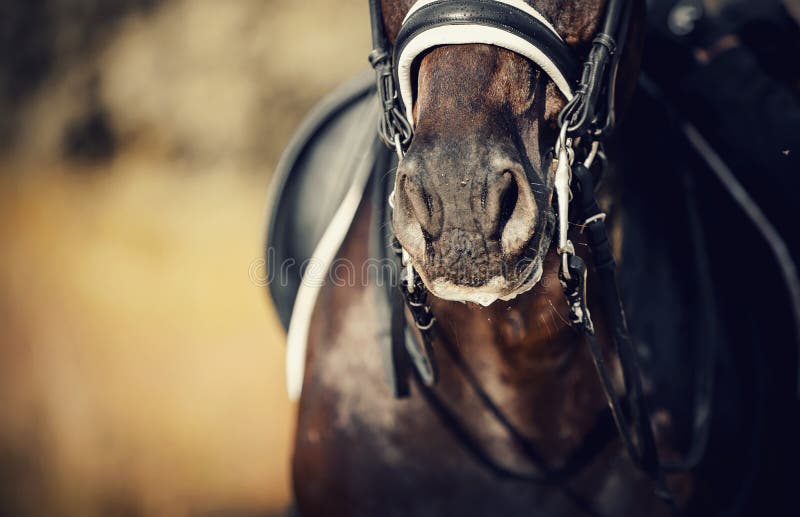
385,0,643,305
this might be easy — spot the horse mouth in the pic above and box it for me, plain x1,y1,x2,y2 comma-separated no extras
415,210,555,306
426,257,545,306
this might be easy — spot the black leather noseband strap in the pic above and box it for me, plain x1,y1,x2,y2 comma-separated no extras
393,0,581,122
395,0,580,78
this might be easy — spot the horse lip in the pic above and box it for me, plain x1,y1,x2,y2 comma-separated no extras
499,256,544,301
408,207,555,305
427,276,508,306
422,255,544,306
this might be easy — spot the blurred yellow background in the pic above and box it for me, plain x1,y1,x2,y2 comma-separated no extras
0,1,368,515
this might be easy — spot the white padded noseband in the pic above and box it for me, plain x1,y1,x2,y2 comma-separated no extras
396,0,575,127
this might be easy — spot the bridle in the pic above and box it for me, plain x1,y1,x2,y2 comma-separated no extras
370,0,629,150
368,0,686,511
370,0,632,309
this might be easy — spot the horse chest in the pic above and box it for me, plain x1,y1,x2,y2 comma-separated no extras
292,277,669,517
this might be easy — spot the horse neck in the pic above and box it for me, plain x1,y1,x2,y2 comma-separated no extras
429,239,611,465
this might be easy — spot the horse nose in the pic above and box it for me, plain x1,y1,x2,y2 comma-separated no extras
394,162,537,257
393,163,538,259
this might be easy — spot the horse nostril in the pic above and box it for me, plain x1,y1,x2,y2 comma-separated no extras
485,169,538,256
484,170,518,240
497,172,519,235
400,173,442,239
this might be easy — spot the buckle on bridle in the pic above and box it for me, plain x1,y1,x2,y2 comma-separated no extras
370,49,413,157
558,251,595,335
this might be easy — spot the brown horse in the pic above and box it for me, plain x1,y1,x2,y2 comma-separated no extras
290,1,688,515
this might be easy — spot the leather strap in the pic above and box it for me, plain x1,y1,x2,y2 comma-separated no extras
569,162,676,507
394,0,580,125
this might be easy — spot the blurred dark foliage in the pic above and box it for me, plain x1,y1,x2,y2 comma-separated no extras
62,76,117,162
0,1,50,104
0,0,161,156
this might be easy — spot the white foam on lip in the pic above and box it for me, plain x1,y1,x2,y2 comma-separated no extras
427,258,544,306
430,276,507,306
